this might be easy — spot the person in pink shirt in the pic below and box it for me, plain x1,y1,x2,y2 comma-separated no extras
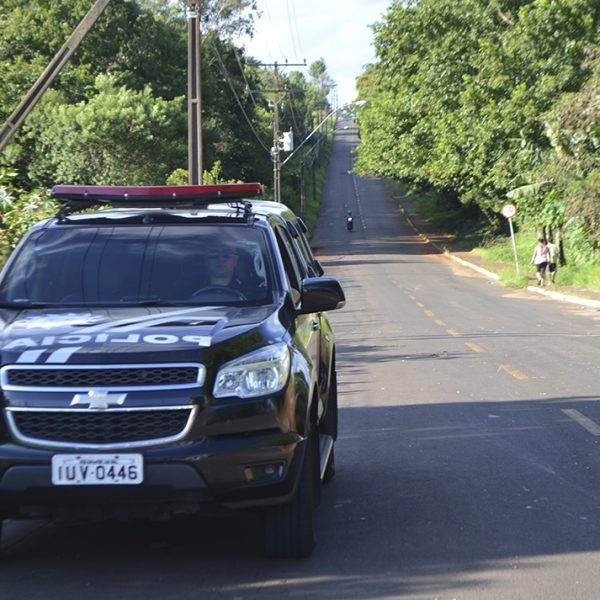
530,237,550,287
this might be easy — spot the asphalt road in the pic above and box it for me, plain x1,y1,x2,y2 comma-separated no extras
2,122,600,599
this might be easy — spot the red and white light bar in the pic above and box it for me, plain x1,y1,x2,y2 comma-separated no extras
51,183,264,203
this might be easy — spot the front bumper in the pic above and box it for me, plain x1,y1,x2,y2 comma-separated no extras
0,432,306,519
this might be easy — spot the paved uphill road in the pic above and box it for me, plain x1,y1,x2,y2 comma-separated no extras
2,121,600,600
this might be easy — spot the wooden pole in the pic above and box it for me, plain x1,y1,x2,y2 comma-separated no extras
187,1,203,184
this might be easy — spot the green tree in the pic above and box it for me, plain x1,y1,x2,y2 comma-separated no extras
0,1,274,190
356,0,599,239
536,53,600,259
25,75,186,185
308,58,334,107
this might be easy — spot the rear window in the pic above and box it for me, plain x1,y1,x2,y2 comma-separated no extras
0,224,274,307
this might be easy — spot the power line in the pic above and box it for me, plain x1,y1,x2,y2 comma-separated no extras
210,42,271,155
285,0,300,59
288,0,305,60
232,45,257,109
285,86,304,138
281,108,337,168
259,0,285,60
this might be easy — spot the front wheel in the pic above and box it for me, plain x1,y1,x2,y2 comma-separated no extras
263,437,316,558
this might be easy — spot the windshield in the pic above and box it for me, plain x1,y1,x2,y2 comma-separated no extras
0,224,275,307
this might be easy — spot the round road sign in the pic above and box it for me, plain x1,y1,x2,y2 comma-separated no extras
501,203,517,219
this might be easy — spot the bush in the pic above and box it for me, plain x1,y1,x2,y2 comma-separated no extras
25,76,186,187
554,263,600,289
0,186,57,252
473,226,534,268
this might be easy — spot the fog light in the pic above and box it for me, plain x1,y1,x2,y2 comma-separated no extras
244,462,285,484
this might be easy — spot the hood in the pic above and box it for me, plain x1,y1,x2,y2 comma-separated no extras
0,305,277,365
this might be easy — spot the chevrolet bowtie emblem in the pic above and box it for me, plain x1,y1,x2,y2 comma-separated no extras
70,390,127,410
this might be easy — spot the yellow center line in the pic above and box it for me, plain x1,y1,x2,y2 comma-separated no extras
562,409,600,436
409,295,417,301
416,302,425,308
424,309,434,318
500,364,528,380
465,342,486,353
447,329,461,337
434,319,446,327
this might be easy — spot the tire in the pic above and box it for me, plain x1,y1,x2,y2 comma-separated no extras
263,436,316,558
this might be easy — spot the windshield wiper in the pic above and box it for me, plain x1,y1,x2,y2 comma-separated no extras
117,296,183,307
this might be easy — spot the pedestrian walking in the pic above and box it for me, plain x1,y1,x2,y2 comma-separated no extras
530,237,549,287
547,237,558,283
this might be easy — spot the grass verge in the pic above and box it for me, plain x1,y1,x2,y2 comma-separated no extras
476,229,600,291
498,268,529,288
390,180,600,292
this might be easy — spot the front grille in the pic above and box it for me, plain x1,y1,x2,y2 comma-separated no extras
2,364,203,390
10,408,193,446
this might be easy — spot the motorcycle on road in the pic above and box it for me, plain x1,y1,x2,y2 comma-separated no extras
346,211,354,232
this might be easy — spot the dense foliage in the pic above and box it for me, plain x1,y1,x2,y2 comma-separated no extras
356,0,600,257
0,0,333,250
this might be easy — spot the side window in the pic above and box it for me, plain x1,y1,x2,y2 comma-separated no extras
275,227,304,291
287,237,310,280
294,226,320,277
283,221,310,274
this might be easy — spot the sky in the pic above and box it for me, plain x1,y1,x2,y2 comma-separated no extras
238,0,391,106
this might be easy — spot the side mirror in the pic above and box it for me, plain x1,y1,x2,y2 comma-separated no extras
299,277,345,314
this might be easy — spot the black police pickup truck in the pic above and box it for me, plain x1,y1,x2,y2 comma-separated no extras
0,183,344,557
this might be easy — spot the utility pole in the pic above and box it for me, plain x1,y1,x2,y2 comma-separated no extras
260,60,306,203
272,61,281,204
0,0,112,153
300,152,306,218
187,1,203,184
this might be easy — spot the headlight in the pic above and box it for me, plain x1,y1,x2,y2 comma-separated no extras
213,343,291,399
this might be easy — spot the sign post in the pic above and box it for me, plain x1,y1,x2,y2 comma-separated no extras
501,202,519,274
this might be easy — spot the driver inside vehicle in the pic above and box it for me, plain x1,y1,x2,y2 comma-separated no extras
206,245,242,289
192,237,268,302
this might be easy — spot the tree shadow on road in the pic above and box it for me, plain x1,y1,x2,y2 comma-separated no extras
2,396,600,599
314,233,445,259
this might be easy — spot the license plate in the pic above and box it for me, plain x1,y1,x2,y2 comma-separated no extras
51,453,143,486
